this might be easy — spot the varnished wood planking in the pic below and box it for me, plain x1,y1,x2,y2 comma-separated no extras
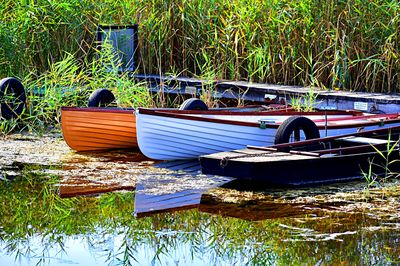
61,107,137,151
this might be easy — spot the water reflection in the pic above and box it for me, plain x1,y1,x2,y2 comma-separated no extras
134,159,231,217
0,135,400,265
58,151,149,197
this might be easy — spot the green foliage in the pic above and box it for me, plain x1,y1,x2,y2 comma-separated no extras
0,118,20,136
0,0,399,92
362,133,400,189
290,88,319,112
0,42,153,134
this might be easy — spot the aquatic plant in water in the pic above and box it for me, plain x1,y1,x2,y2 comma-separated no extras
362,133,400,189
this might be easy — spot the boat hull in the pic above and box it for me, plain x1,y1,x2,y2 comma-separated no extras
200,150,385,186
137,113,277,160
61,107,137,152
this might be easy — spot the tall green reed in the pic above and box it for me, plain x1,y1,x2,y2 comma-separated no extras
1,0,399,94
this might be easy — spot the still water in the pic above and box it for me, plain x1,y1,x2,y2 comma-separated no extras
1,134,400,265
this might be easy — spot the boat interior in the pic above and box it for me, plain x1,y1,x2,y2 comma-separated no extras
249,127,400,157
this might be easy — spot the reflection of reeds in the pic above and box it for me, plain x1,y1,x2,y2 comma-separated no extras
1,162,400,264
1,0,399,93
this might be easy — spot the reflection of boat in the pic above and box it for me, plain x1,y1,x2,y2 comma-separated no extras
61,107,137,152
134,186,204,217
134,180,312,220
200,126,400,186
132,160,348,220
137,107,400,160
198,193,310,221
134,159,232,217
134,191,311,221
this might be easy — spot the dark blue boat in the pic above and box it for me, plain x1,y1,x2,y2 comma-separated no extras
200,126,400,186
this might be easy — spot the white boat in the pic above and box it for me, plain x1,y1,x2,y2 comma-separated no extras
136,108,400,160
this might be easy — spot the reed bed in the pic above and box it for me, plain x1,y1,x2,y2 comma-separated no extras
1,0,399,93
0,45,153,134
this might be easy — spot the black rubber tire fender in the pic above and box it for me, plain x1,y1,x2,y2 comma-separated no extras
0,77,26,120
88,88,115,107
274,115,320,144
179,98,208,110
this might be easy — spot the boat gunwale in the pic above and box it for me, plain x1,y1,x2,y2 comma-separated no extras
138,108,400,130
61,106,135,114
138,107,361,116
60,105,278,114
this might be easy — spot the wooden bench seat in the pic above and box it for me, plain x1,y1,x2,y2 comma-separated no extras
337,136,394,145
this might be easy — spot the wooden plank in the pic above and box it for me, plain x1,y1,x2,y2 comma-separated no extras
135,74,400,113
312,143,389,155
203,149,311,163
230,153,311,162
338,136,394,145
247,146,278,152
202,148,275,160
289,150,321,157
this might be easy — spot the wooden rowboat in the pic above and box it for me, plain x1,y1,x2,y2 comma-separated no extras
200,126,400,186
61,107,136,152
136,107,400,160
60,103,284,152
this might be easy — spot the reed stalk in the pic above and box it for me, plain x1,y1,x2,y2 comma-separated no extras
363,133,400,189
